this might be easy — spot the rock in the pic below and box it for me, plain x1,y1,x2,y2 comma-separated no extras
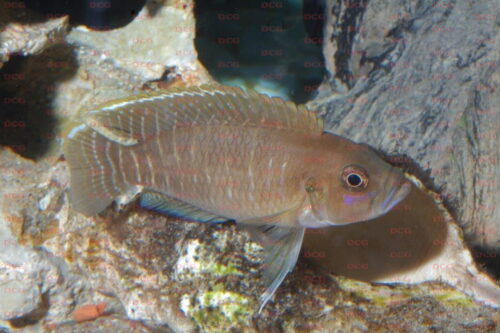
0,149,149,331
0,0,499,332
49,317,161,333
66,0,209,83
0,273,42,321
0,6,69,69
309,0,499,252
303,175,500,308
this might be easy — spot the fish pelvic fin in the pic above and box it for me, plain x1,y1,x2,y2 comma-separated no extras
140,191,231,223
64,124,130,216
240,220,305,313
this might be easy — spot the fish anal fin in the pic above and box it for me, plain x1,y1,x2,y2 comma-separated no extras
140,191,230,223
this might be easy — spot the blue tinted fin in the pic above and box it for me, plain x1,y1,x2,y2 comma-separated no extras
140,191,230,223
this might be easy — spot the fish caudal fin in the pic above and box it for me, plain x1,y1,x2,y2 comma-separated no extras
241,223,305,313
64,125,129,216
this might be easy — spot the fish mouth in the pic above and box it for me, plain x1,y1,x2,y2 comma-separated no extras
380,175,412,214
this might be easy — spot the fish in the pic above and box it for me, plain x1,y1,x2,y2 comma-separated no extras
64,84,411,312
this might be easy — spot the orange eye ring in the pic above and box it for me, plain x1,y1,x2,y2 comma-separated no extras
342,165,369,191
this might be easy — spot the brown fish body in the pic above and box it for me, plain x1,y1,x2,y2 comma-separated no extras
121,126,332,222
64,85,411,311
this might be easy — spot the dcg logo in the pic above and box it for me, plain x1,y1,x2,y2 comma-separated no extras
217,13,240,20
346,239,368,246
346,263,368,270
389,227,412,235
261,1,283,8
3,120,26,127
303,251,325,258
89,1,111,8
260,49,283,56
389,251,412,258
3,97,25,104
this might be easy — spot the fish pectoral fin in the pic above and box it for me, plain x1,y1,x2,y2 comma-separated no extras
240,222,305,313
140,191,231,223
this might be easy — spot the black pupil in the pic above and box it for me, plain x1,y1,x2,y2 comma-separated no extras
347,174,362,186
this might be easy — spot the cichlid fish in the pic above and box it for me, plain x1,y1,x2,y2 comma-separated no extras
64,84,411,311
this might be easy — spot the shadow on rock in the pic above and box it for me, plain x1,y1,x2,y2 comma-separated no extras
0,43,78,160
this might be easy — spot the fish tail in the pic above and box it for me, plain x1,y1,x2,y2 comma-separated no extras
64,125,130,216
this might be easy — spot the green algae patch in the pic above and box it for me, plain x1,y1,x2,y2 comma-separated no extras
336,277,412,306
181,284,254,332
371,295,389,306
432,289,476,308
208,262,243,276
336,277,375,300
175,239,243,279
335,276,478,309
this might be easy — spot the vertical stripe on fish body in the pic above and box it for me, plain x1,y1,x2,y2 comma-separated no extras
137,127,312,220
64,84,411,312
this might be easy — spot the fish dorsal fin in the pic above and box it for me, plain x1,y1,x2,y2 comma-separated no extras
140,191,231,223
83,84,324,146
238,206,305,312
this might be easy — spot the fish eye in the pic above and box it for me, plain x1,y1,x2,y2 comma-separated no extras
347,173,362,186
342,165,368,191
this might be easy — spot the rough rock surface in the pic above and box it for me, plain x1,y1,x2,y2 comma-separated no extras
0,0,498,332
310,0,499,252
0,148,498,332
0,11,68,69
66,0,208,82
